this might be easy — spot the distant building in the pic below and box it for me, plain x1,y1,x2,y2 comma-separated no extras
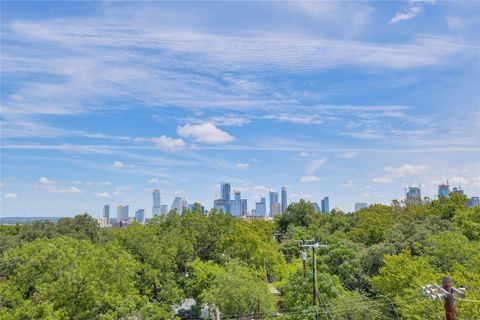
171,197,184,213
116,205,129,223
321,197,329,213
452,187,464,195
214,183,232,214
271,202,281,216
438,183,450,199
281,187,288,213
135,209,145,224
406,187,422,205
269,191,279,216
468,196,479,207
355,202,368,212
255,197,267,216
213,199,228,213
152,189,161,216
103,205,110,225
311,202,320,213
221,183,231,201
230,190,247,217
161,204,169,215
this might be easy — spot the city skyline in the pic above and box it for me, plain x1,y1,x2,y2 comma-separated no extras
1,1,479,217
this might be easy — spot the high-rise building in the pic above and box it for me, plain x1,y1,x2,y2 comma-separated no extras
438,184,450,199
452,187,464,195
135,209,145,224
122,205,129,222
321,197,329,213
229,190,247,217
221,183,231,201
255,197,266,216
281,187,288,213
468,196,479,207
152,189,161,216
171,197,184,213
214,183,232,214
161,204,169,215
103,205,110,225
117,205,129,223
230,190,243,216
355,202,368,212
406,187,421,205
116,205,123,223
241,199,248,215
213,199,228,213
269,191,279,216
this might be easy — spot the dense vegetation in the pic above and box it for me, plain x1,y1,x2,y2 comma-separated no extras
1,194,479,319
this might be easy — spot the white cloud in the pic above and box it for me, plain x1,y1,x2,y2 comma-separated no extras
299,151,310,157
97,181,112,186
113,185,133,195
373,164,428,184
177,123,234,144
151,135,185,151
300,175,321,183
112,161,125,168
342,180,355,187
72,180,81,185
95,191,111,198
390,6,422,24
338,151,358,159
52,186,81,194
38,176,54,184
112,161,135,169
235,163,249,170
307,158,327,175
148,178,166,184
4,193,18,199
391,0,436,24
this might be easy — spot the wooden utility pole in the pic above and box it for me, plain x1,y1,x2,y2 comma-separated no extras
257,297,260,320
420,277,465,320
442,277,456,320
299,239,328,320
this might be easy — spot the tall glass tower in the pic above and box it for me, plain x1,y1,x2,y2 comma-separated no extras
221,183,231,201
152,189,161,216
269,191,279,216
321,197,329,213
103,204,110,225
438,184,450,199
281,187,287,213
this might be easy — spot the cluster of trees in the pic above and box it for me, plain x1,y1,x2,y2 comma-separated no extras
0,194,479,319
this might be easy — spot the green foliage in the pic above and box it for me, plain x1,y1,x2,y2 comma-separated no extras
276,199,316,233
0,237,165,319
1,195,479,319
199,259,276,317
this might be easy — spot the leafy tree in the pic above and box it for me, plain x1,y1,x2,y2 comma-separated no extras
453,205,480,240
199,259,276,317
0,237,167,319
276,200,316,233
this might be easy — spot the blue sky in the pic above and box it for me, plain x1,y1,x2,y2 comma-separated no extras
1,1,479,217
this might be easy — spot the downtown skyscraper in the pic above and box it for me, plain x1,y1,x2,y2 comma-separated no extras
269,191,281,217
281,187,288,213
152,189,161,216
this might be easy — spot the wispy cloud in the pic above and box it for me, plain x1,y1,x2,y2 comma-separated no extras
300,175,321,183
307,158,327,175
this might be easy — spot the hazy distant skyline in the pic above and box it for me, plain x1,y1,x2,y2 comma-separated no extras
1,1,479,217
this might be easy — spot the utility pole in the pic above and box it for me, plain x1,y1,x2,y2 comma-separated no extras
257,297,260,320
299,239,328,320
420,277,466,320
